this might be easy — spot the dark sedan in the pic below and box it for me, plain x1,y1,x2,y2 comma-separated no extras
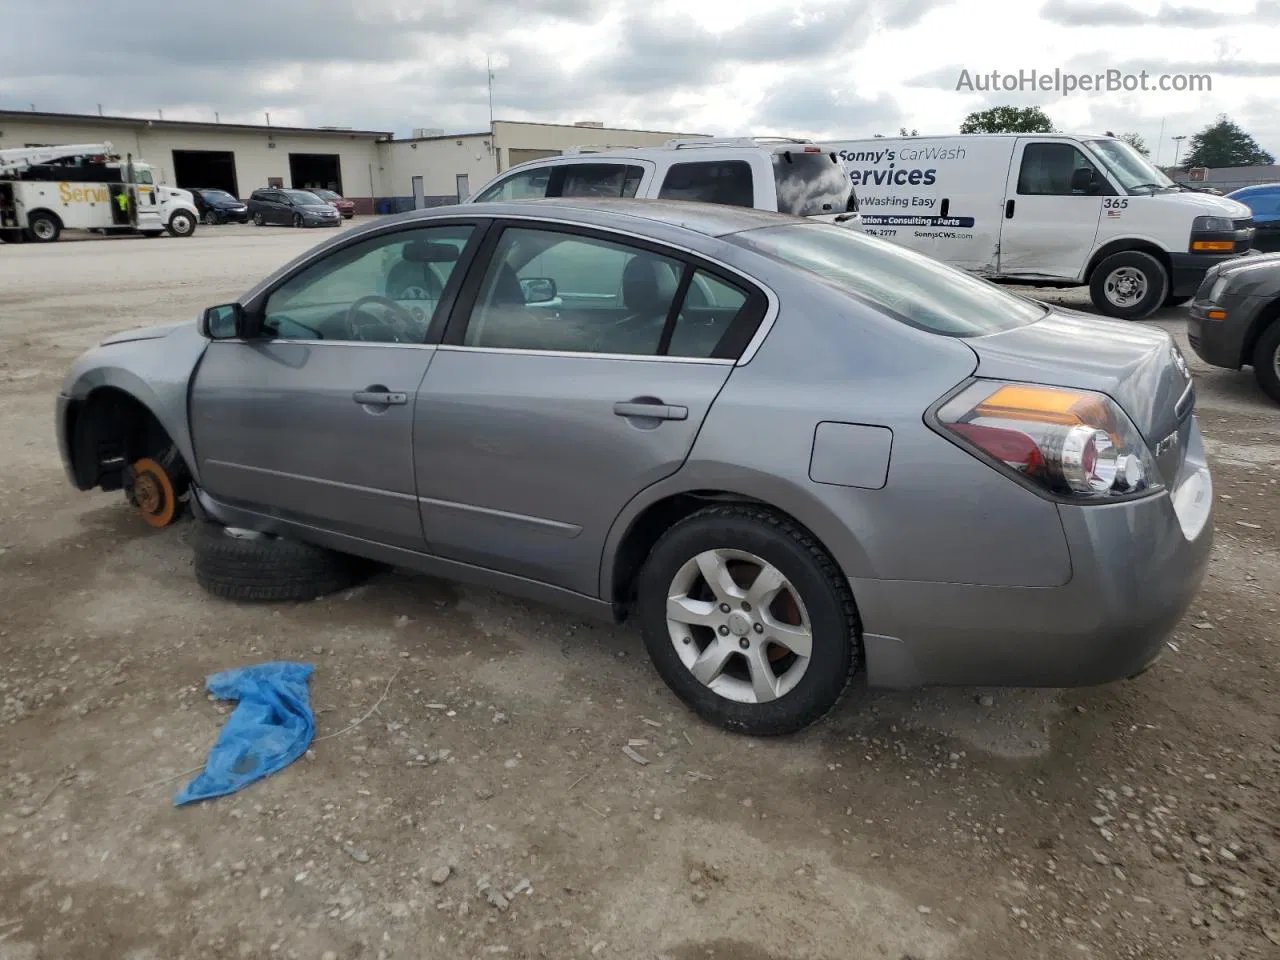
1187,250,1280,403
190,188,249,225
246,188,342,228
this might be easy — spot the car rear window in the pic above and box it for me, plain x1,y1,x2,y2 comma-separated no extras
772,151,856,216
728,223,1046,337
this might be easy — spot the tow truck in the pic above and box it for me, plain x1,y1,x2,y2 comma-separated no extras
0,142,199,243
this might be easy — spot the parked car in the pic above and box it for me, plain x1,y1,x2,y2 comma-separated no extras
465,136,862,230
308,188,356,219
246,188,341,228
1187,249,1280,403
189,188,249,225
55,199,1212,736
1225,183,1280,253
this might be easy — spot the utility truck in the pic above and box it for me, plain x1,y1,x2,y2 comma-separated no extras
0,142,199,243
819,133,1256,319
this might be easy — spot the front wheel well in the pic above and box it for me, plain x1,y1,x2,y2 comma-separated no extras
1242,296,1280,367
1083,239,1171,285
67,387,184,491
608,490,844,613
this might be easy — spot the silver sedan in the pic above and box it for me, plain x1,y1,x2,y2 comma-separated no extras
56,198,1213,735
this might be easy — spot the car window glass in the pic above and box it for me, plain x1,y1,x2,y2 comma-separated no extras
666,270,751,359
463,227,683,355
772,152,854,216
262,224,474,343
658,161,754,207
474,168,552,202
558,164,646,198
1017,143,1104,196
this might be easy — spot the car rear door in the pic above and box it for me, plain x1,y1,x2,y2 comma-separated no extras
413,219,769,597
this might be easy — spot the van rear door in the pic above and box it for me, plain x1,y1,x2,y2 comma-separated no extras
998,138,1106,280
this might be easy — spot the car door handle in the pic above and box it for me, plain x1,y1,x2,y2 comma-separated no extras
613,400,688,421
353,389,408,406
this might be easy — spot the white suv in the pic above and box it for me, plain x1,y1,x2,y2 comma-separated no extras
464,137,862,228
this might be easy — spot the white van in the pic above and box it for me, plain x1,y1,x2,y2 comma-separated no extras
464,137,862,228
819,133,1255,319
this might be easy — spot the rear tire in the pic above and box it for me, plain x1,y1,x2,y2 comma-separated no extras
192,522,373,603
636,505,860,737
1252,320,1280,405
1090,251,1168,320
27,212,61,243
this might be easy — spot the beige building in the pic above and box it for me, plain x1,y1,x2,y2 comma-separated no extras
0,110,706,214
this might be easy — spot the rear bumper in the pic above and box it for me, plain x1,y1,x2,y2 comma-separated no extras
1169,252,1249,297
855,419,1213,690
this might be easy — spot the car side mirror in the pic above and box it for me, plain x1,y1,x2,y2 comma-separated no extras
1070,167,1098,194
200,303,244,340
520,277,557,304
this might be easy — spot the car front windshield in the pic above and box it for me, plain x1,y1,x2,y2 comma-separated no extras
204,190,236,202
1084,139,1175,193
728,222,1047,337
286,190,322,204
311,190,337,199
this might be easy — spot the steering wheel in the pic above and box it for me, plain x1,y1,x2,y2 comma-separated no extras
591,312,667,353
344,295,422,343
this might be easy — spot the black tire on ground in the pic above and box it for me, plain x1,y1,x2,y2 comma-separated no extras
636,504,861,737
1089,250,1169,320
253,212,265,226
1164,294,1192,308
167,211,195,237
203,210,219,226
1252,320,1280,405
27,212,61,243
192,522,372,603
292,213,304,228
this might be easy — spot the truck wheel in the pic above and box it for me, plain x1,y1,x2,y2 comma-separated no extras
1252,320,1280,405
1090,251,1168,320
27,212,61,243
166,211,195,237
192,522,374,603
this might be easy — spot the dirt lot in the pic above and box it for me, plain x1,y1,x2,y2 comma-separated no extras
1,223,1278,960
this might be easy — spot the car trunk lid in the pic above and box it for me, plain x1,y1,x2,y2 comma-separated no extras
966,306,1194,487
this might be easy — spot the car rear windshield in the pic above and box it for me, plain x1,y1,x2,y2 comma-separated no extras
729,223,1047,337
772,151,856,217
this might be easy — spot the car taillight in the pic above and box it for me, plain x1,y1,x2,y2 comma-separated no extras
935,381,1163,501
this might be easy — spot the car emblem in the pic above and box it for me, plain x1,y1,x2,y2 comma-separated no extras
1171,346,1190,381
1154,430,1180,457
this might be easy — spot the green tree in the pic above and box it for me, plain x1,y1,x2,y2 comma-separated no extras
960,106,1054,134
1182,115,1274,168
899,126,918,136
1118,132,1149,155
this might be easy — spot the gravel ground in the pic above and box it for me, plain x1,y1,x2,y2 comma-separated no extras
1,222,1278,960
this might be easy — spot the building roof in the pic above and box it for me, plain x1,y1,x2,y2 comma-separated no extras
0,109,392,139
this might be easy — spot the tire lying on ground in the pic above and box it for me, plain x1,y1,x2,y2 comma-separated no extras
192,522,374,602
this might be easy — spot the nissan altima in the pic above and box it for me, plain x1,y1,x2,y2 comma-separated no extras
55,198,1213,736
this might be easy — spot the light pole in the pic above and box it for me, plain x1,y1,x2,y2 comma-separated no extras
1172,135,1187,166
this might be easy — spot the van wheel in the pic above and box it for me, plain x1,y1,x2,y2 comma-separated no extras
167,211,195,237
1090,251,1168,320
1252,321,1280,405
27,212,61,243
636,505,861,737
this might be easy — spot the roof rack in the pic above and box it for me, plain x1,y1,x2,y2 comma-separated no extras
562,144,641,154
663,136,814,149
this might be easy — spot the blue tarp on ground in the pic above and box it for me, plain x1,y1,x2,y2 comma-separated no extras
175,661,316,806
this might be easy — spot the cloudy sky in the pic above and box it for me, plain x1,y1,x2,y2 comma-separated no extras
2,0,1278,162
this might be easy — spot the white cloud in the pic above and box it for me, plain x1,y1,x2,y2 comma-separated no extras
1,0,1277,158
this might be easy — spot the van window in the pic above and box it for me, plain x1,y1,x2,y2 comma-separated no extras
474,168,552,202
729,222,1046,337
559,164,645,199
1016,143,1105,196
658,161,754,207
772,152,855,216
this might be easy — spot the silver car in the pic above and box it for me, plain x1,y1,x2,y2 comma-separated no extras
56,198,1214,736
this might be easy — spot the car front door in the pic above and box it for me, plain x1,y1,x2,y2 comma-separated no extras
997,139,1110,280
188,220,482,549
413,221,768,596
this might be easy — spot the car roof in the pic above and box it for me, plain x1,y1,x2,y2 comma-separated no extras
405,197,800,239
1228,183,1280,195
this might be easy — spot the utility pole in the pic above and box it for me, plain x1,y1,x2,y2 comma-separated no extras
1172,134,1187,166
1155,117,1165,164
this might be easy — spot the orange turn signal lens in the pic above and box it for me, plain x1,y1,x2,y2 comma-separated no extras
1192,240,1234,252
1206,308,1227,321
972,384,1110,428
